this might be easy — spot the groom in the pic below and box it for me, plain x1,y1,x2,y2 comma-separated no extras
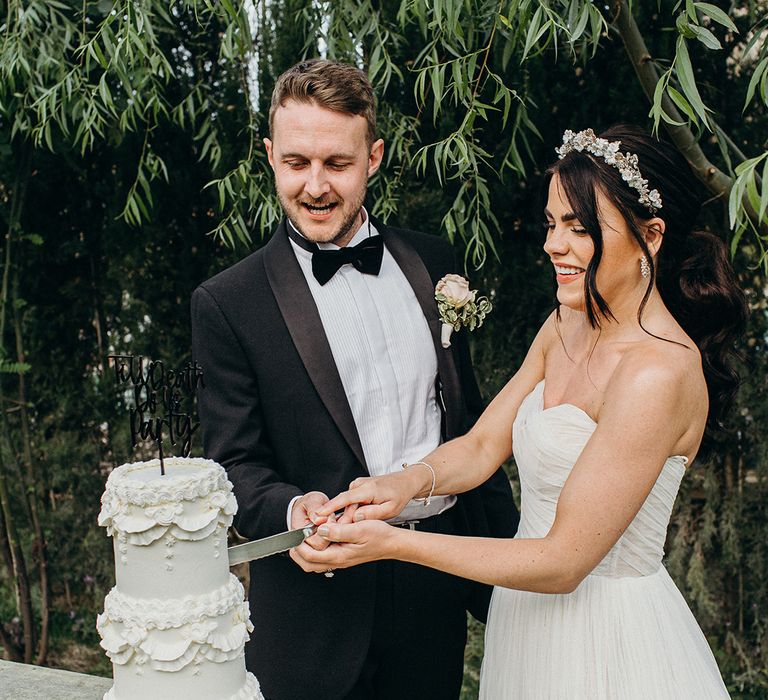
191,59,518,700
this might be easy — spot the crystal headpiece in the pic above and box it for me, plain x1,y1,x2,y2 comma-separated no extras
556,128,663,214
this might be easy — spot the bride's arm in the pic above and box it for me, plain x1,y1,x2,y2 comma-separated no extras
295,351,699,594
315,316,552,523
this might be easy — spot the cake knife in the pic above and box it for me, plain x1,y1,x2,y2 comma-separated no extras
228,525,316,566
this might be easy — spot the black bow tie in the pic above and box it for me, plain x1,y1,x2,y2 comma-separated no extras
287,224,384,285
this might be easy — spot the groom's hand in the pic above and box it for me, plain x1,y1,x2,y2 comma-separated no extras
291,491,332,553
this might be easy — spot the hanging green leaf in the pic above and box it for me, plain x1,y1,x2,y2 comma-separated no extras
744,57,768,112
689,24,722,50
693,3,738,32
674,36,711,125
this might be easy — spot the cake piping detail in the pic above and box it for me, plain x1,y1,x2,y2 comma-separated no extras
97,576,254,672
98,458,237,546
100,574,247,629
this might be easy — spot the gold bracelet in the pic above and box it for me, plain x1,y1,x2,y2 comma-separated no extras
402,461,436,507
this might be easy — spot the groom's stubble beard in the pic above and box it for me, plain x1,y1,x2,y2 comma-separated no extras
278,181,368,248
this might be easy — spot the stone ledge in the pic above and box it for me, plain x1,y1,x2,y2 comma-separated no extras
0,659,112,699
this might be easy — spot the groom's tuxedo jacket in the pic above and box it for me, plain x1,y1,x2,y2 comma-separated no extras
191,218,518,700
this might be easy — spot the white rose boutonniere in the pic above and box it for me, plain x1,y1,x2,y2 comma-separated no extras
435,274,492,348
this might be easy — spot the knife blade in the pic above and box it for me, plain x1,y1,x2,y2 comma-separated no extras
228,525,316,567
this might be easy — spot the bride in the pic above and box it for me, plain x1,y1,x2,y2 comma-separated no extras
292,125,745,698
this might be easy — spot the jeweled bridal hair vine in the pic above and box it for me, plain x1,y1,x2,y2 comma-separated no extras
556,128,663,214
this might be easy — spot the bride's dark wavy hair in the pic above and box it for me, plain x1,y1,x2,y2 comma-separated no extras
545,124,747,460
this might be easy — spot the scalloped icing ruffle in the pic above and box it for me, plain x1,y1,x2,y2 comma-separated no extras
102,672,264,700
97,576,254,672
109,508,231,546
99,458,236,519
98,617,251,671
237,673,265,699
99,462,237,545
101,575,248,630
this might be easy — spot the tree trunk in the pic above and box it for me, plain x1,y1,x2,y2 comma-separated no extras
0,503,22,661
87,228,114,473
0,449,34,663
13,269,49,665
0,140,36,664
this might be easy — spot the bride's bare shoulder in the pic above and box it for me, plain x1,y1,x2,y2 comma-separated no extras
609,338,706,409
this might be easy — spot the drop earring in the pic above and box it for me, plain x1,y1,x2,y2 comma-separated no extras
640,255,651,279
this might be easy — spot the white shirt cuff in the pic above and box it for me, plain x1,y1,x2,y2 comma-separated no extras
287,495,302,530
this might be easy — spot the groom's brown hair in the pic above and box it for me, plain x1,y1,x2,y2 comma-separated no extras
268,59,377,147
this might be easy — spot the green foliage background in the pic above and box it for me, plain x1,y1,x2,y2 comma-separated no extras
0,0,766,696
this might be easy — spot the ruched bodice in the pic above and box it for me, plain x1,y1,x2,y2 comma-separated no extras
512,380,687,577
479,380,728,699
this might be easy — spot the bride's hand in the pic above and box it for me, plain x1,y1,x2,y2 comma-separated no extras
289,520,396,572
313,469,426,524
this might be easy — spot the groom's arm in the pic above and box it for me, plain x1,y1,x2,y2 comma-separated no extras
191,284,304,540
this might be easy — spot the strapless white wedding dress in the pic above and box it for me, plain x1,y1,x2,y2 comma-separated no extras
479,380,729,699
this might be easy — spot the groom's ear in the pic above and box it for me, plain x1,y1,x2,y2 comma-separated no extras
264,138,275,169
367,138,384,178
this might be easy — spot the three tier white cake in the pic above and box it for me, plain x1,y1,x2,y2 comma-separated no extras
97,457,263,700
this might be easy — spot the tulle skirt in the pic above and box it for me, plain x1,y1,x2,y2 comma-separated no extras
479,566,729,699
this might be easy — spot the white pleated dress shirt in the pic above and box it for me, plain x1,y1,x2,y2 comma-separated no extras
286,211,455,525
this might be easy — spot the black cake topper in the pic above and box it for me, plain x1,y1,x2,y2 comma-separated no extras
108,355,204,475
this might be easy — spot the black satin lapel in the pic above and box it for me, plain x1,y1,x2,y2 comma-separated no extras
380,227,462,437
263,222,368,470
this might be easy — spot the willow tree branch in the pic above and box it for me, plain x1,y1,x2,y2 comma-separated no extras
613,0,767,235
613,1,730,192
